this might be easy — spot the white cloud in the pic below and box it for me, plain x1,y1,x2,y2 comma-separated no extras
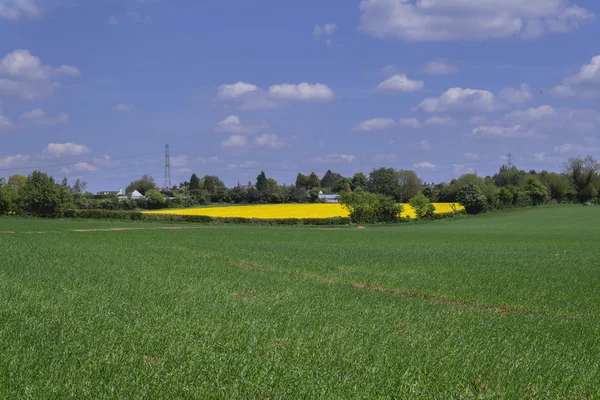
554,143,585,153
398,118,421,128
312,154,357,164
313,23,337,46
416,84,531,113
227,160,260,170
221,135,248,148
44,143,91,157
0,154,29,168
93,155,118,167
255,133,284,148
381,65,400,76
0,0,40,20
414,161,436,169
215,115,268,133
506,105,600,133
453,164,476,175
0,50,80,100
268,82,334,101
469,116,487,125
113,104,135,112
20,109,69,125
506,105,555,121
424,116,455,126
497,84,534,105
61,162,99,174
108,16,118,24
354,118,396,132
423,61,458,75
0,114,15,130
218,81,333,109
354,117,421,131
551,55,600,97
463,152,481,160
359,0,594,42
218,81,258,100
531,152,557,162
418,140,432,150
471,125,536,139
373,153,398,162
376,74,424,92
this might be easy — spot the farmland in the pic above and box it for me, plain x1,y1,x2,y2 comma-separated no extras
1,205,600,397
144,202,464,219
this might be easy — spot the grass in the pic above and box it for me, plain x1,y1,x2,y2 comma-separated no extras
1,205,599,398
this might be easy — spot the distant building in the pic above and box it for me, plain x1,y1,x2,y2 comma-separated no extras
318,192,339,204
235,183,255,191
96,189,124,196
130,190,144,199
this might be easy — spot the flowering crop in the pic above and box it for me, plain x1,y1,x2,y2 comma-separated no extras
145,203,464,219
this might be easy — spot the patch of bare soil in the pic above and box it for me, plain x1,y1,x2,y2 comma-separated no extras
232,290,254,298
350,283,520,314
73,226,207,233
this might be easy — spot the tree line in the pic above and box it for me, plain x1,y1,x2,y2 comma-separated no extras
1,156,599,218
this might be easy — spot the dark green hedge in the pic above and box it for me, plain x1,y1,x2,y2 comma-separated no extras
63,209,351,226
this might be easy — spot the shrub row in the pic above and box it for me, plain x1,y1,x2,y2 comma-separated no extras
61,209,464,225
63,209,352,226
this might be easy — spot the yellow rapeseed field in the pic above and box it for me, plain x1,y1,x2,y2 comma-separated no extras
145,203,464,219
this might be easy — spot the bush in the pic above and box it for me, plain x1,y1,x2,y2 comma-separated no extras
339,191,402,224
457,183,488,215
62,210,351,226
408,194,436,219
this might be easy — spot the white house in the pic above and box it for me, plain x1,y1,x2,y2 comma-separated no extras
318,191,339,204
130,190,144,199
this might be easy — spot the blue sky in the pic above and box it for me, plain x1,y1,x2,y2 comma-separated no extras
1,0,600,192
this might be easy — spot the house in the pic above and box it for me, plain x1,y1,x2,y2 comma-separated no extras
97,188,124,196
130,190,144,199
235,183,255,191
318,192,339,204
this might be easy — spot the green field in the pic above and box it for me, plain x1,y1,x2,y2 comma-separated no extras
1,206,600,398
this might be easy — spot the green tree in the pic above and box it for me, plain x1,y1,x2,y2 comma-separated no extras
396,170,422,202
295,173,308,189
493,165,526,187
189,174,201,191
525,178,550,206
202,175,225,195
306,172,321,190
367,167,398,198
256,171,268,192
408,193,436,219
320,170,343,189
72,179,87,194
563,156,600,202
457,183,488,214
0,178,14,213
20,171,70,217
351,172,368,191
145,189,166,209
332,177,352,193
539,172,569,202
8,174,27,189
126,175,157,195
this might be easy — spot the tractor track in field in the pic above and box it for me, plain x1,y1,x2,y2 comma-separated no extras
173,246,535,316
